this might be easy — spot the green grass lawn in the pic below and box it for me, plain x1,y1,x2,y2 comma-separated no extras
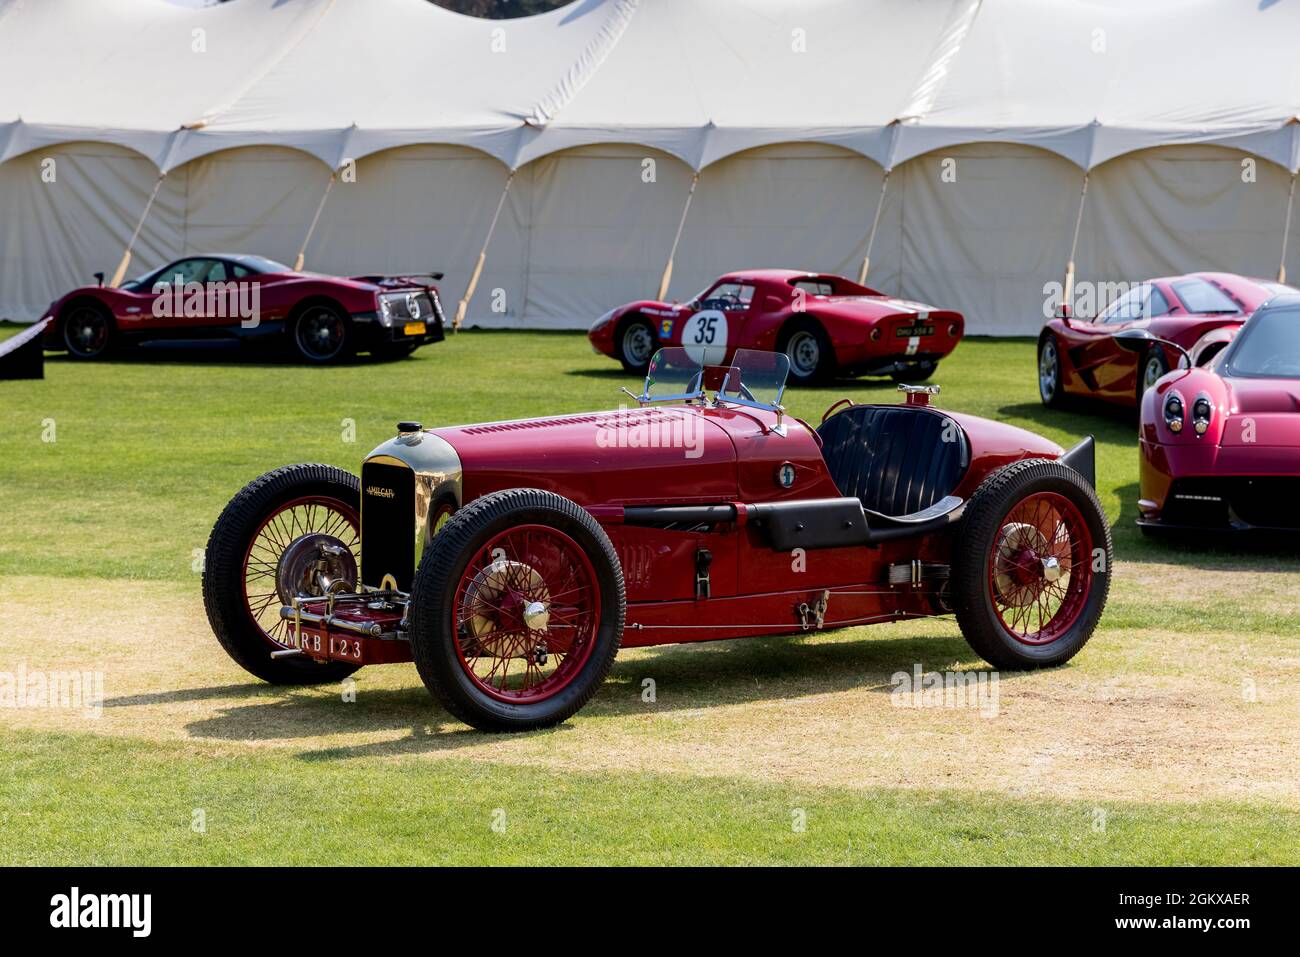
1,328,1297,865
4,728,1296,866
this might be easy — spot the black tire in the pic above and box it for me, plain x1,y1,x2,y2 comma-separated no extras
951,459,1112,670
615,315,657,374
779,318,835,385
291,303,354,364
202,463,362,685
408,488,625,732
1038,332,1065,407
1137,345,1169,404
890,359,937,383
61,302,114,359
371,341,419,361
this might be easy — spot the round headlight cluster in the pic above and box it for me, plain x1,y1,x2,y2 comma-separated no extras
1192,394,1213,436
948,322,959,337
1164,392,1184,433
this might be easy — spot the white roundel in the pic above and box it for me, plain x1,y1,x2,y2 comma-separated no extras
681,309,728,365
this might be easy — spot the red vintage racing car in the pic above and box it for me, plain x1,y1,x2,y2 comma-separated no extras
1038,271,1292,409
1119,299,1300,534
588,269,964,385
203,348,1110,731
41,254,446,363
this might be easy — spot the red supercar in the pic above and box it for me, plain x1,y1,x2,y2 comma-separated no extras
1038,271,1293,409
40,253,446,364
203,348,1111,731
588,269,964,385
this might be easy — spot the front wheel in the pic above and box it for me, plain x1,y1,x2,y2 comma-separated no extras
951,459,1112,669
202,464,363,685
62,304,113,359
616,316,656,374
408,488,625,732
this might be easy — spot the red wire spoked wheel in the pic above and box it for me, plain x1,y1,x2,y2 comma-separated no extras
451,524,601,704
241,495,360,649
986,491,1093,646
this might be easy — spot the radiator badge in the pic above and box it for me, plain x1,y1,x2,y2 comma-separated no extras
365,485,396,499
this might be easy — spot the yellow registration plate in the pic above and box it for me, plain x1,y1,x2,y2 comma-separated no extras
403,321,426,336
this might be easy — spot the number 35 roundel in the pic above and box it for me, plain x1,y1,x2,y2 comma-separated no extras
681,309,728,365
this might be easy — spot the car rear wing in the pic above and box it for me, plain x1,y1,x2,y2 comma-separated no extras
350,272,444,287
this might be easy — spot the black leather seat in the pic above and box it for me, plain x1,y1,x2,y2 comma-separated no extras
815,405,969,518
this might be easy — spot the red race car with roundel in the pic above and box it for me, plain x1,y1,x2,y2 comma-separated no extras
1118,297,1300,534
203,347,1110,732
1037,271,1294,409
39,253,446,364
588,269,964,385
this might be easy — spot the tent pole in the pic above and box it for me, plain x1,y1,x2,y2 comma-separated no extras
1279,173,1296,283
109,172,167,288
657,172,700,302
454,171,515,331
858,169,891,285
293,171,337,273
1062,172,1089,313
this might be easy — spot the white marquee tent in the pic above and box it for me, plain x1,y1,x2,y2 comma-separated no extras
2,0,1300,332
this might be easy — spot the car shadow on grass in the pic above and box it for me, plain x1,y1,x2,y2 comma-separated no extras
995,399,1137,441
174,627,1043,761
101,682,274,710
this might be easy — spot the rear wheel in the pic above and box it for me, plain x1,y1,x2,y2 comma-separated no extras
780,318,834,385
292,304,353,363
62,304,113,359
408,488,625,732
202,464,363,684
616,316,656,374
1138,346,1169,404
1038,333,1065,407
951,459,1112,669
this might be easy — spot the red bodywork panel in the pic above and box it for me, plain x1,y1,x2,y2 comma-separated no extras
589,269,964,373
1043,272,1282,408
290,395,1066,666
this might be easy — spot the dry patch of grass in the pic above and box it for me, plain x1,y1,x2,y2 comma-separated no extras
3,571,1296,807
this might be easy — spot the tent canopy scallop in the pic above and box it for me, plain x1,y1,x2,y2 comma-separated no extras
2,0,1299,172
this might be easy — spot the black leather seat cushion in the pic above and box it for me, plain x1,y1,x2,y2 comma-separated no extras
815,405,968,517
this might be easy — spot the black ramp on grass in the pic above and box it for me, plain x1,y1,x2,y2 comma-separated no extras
0,319,49,380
